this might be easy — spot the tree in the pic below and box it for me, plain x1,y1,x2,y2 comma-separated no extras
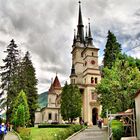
0,39,19,122
11,90,30,127
96,59,140,117
19,51,38,126
103,31,121,69
61,84,82,122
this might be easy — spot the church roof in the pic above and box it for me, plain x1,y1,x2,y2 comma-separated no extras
49,75,61,92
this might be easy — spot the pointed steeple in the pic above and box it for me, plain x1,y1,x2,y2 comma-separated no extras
85,25,88,46
77,1,84,44
49,75,61,92
88,18,93,46
73,29,76,46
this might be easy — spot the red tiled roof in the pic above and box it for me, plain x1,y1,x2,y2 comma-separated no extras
49,75,61,92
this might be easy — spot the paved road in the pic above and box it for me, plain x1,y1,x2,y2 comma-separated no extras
5,131,19,140
68,125,108,140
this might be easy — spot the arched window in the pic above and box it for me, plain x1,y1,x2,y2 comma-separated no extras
92,52,94,56
91,77,94,84
95,77,98,84
48,113,52,120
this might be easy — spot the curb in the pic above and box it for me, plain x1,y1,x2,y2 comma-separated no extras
66,126,88,140
13,130,22,140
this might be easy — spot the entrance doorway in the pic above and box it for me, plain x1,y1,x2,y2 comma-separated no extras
92,108,98,125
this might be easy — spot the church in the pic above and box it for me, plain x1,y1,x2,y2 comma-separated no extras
35,1,101,126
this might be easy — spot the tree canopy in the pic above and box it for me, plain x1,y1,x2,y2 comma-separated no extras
103,31,121,69
60,84,82,122
96,59,140,117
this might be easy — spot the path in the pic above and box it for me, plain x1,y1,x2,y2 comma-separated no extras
68,125,108,140
5,131,19,140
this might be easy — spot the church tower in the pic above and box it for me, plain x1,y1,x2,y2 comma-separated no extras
70,1,101,126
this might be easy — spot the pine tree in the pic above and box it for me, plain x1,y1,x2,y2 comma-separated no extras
61,84,82,123
11,90,30,127
20,51,38,126
103,31,121,69
0,39,19,122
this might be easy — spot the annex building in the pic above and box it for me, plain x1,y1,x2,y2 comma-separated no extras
35,1,101,126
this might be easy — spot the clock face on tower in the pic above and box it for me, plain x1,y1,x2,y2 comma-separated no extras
91,60,95,65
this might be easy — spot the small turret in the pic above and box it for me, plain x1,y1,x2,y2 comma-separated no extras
87,18,93,46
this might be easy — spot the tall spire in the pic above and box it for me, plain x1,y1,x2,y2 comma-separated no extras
77,1,84,44
88,18,93,46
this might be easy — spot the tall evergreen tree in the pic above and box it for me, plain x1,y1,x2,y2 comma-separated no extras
11,90,30,127
20,51,38,126
0,39,19,122
103,31,121,69
61,84,82,123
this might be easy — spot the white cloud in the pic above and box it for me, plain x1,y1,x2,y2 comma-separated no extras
0,0,140,93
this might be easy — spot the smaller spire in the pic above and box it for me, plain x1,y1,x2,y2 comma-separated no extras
73,29,76,46
88,18,93,46
85,25,88,46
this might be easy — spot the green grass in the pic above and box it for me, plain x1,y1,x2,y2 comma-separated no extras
30,127,69,140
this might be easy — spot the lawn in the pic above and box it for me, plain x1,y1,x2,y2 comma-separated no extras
30,127,67,140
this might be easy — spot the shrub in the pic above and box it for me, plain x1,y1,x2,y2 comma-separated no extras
110,120,124,140
38,124,70,128
17,127,32,140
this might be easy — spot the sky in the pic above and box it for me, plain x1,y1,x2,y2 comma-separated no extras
0,0,140,94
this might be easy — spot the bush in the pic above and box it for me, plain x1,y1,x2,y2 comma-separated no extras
17,127,32,140
110,120,124,140
38,124,70,128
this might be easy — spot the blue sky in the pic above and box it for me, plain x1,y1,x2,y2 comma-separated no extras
0,0,140,93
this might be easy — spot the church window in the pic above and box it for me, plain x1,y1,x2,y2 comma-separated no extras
91,77,94,84
48,113,52,120
95,77,98,84
85,61,87,66
92,52,94,56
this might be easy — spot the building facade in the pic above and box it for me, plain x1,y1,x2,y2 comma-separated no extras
135,90,140,139
70,1,101,126
35,1,101,126
35,75,62,124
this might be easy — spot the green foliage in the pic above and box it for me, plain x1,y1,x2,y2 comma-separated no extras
96,59,140,117
0,39,19,122
17,127,31,140
110,120,124,140
16,104,25,127
60,84,82,122
38,124,70,128
11,90,30,127
103,31,121,69
18,51,38,126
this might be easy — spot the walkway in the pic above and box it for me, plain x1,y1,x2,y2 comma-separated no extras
68,125,108,140
5,131,19,140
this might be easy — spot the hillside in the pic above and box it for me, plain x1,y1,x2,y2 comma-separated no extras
38,91,48,108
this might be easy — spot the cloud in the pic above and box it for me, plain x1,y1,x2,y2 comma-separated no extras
0,0,140,93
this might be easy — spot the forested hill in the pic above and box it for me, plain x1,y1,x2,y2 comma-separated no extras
38,91,48,108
